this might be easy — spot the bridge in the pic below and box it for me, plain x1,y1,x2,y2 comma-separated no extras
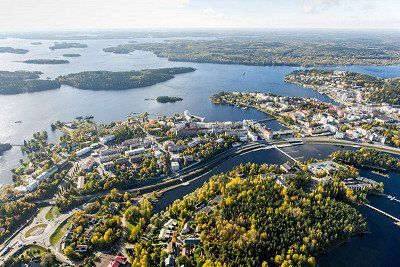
255,117,277,123
301,137,400,156
364,203,400,225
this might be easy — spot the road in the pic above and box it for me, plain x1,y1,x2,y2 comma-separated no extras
301,137,400,155
1,206,73,265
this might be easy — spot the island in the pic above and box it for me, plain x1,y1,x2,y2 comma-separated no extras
30,42,42,45
49,42,87,50
56,67,195,91
23,59,70,64
0,68,195,95
0,71,61,94
103,37,400,66
285,69,400,105
156,95,183,103
0,143,12,153
0,46,29,54
62,53,81,57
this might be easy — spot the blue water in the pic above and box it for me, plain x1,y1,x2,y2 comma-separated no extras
0,37,400,266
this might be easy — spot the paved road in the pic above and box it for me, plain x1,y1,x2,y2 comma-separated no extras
1,207,74,265
301,137,400,155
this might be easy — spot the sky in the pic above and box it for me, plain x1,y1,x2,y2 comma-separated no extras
0,0,399,32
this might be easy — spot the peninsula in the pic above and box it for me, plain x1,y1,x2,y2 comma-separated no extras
103,37,400,66
0,46,29,54
23,59,70,64
0,71,61,94
56,67,195,91
49,42,87,50
285,69,400,105
156,96,183,103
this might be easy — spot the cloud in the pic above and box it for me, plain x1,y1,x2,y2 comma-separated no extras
202,7,227,19
300,0,340,14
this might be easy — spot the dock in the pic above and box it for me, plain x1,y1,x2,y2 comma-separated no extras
364,203,400,225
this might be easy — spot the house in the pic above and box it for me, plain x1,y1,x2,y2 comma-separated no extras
280,162,295,173
247,130,258,142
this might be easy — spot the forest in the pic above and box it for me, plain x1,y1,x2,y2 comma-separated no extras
128,163,368,267
49,42,87,50
330,148,400,171
0,71,61,94
23,59,70,64
103,37,400,67
0,46,29,54
56,67,195,91
156,96,183,103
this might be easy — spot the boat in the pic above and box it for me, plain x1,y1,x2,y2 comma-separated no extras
242,72,246,76
14,120,22,124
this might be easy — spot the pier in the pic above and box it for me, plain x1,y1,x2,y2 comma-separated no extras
364,203,400,225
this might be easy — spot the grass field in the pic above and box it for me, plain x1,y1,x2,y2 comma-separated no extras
50,216,73,246
24,223,47,238
45,206,61,221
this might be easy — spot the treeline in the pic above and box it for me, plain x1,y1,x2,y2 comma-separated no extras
103,38,400,67
330,148,400,171
0,200,37,241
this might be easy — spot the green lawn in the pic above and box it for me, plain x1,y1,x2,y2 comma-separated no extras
24,223,47,238
45,206,61,221
50,216,73,246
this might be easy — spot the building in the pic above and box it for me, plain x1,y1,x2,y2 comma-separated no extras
77,176,85,189
247,130,258,142
99,135,116,144
125,147,145,156
80,157,95,172
171,161,180,172
76,147,92,157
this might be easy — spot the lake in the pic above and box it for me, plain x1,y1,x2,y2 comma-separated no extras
0,37,400,266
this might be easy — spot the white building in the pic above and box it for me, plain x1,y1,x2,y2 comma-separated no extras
171,161,180,172
99,135,116,144
76,147,92,157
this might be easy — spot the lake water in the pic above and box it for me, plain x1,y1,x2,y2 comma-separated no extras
1,37,400,266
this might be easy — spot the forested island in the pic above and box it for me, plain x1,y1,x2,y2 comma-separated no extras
103,37,400,66
0,71,61,94
330,148,400,171
285,69,400,105
156,95,183,103
0,68,194,95
0,46,29,54
23,59,70,64
49,42,87,50
62,53,81,57
56,67,195,91
0,143,12,153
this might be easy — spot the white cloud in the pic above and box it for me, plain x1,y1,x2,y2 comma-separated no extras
202,7,227,19
300,0,340,14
